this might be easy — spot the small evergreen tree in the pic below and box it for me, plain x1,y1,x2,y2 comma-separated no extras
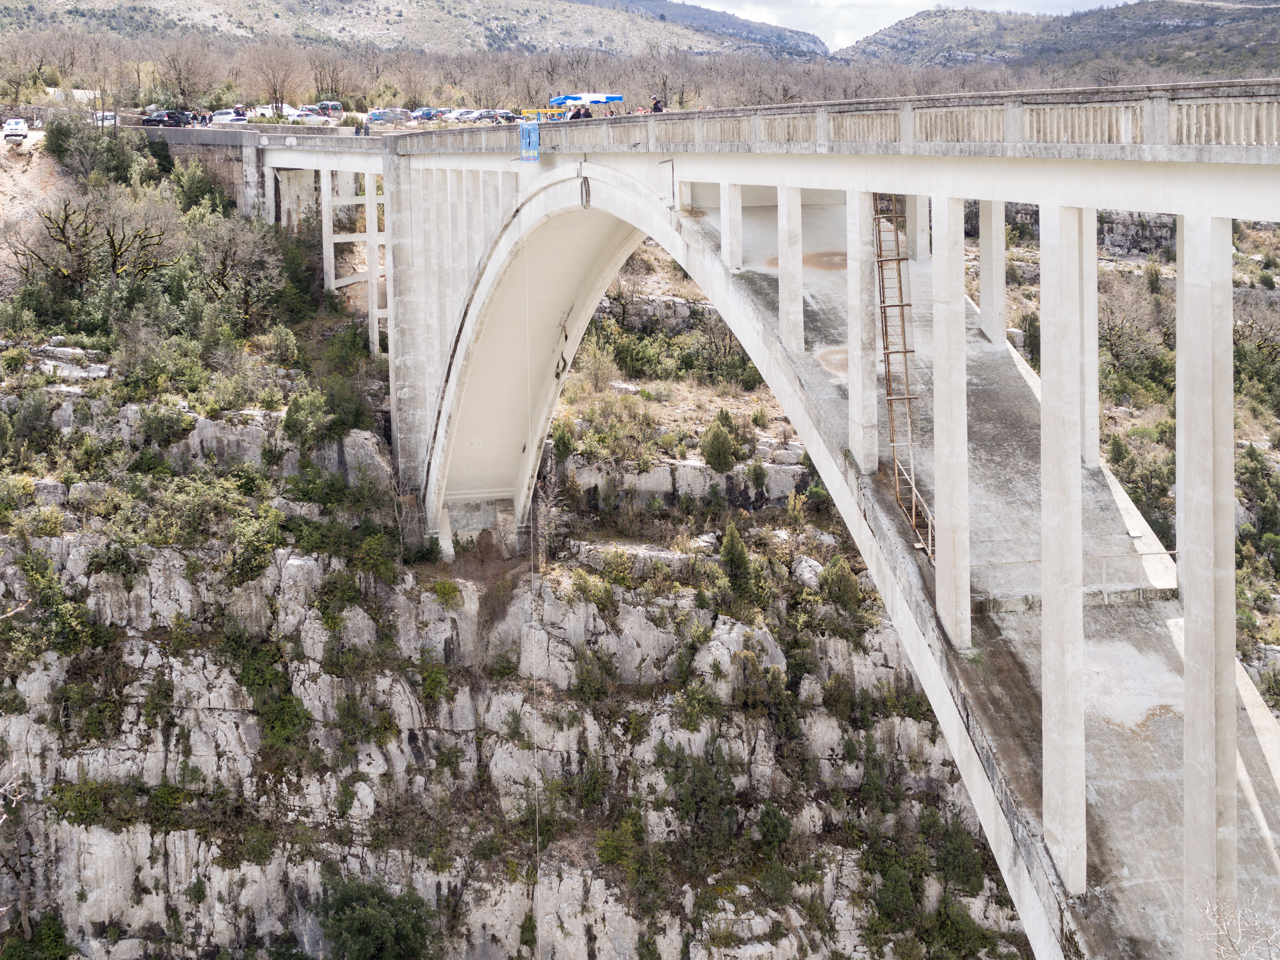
318,876,442,960
877,863,915,921
758,802,792,856
819,556,860,613
700,420,736,473
720,522,750,596
939,820,985,896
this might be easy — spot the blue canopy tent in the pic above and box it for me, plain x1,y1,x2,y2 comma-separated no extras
548,93,624,106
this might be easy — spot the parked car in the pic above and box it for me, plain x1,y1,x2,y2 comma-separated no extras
142,110,191,127
411,107,444,121
469,109,497,122
494,110,516,123
93,111,116,127
368,108,411,125
3,118,27,141
211,109,247,124
440,109,472,121
298,106,332,126
318,101,344,120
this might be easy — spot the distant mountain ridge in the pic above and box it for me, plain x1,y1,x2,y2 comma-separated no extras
835,1,1280,79
563,0,828,56
15,0,826,57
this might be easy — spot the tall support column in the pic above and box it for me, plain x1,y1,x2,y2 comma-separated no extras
848,190,878,474
1177,212,1237,958
465,169,483,286
320,167,335,291
978,200,1006,344
932,195,970,650
720,182,743,270
385,150,430,494
778,185,804,353
263,166,276,225
448,169,466,336
432,169,450,369
365,178,380,356
905,195,930,261
1080,209,1101,467
1039,205,1087,897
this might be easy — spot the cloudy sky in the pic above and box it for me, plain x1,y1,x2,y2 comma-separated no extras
698,0,1097,51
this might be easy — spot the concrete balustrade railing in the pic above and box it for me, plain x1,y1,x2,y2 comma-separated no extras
342,76,1280,160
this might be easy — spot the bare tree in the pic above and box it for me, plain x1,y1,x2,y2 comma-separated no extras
156,36,219,108
309,47,353,103
1203,889,1280,959
254,37,303,112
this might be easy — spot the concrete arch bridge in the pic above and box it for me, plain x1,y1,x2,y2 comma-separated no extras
153,79,1280,960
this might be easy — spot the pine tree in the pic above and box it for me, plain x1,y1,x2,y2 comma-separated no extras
720,522,751,596
700,420,736,473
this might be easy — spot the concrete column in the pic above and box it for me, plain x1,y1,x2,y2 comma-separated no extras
262,166,276,225
385,150,429,493
1039,204,1087,898
320,167,335,291
465,169,483,289
720,182,743,270
365,183,380,356
978,200,1006,344
847,190,878,474
1176,212,1237,959
448,169,466,335
1080,208,1100,467
932,195,970,650
481,170,502,254
778,185,804,353
433,170,451,369
905,195,930,261
678,180,693,212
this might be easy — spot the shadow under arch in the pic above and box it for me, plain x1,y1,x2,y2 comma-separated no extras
425,161,848,535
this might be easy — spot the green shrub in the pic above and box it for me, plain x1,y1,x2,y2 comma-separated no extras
720,523,751,596
0,915,75,960
318,876,443,960
700,420,736,473
552,418,577,463
431,579,462,609
573,648,617,703
877,863,914,921
758,862,793,906
283,387,335,451
938,821,985,895
747,460,767,493
757,802,792,857
1144,262,1162,294
0,684,26,715
819,557,860,613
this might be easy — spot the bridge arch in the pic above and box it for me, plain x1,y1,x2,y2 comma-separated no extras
425,162,842,535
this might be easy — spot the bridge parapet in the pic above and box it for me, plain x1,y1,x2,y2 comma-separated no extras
385,77,1280,160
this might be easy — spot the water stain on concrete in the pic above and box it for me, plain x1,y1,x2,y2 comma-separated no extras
763,251,848,271
815,346,849,377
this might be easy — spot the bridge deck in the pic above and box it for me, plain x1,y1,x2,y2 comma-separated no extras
686,204,1280,957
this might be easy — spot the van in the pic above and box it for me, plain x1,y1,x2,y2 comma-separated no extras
318,101,344,120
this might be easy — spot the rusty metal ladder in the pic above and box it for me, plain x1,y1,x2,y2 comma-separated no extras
873,194,934,557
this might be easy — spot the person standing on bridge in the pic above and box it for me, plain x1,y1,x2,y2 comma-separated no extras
650,96,664,113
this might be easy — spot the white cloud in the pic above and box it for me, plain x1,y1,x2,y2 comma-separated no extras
694,0,1099,52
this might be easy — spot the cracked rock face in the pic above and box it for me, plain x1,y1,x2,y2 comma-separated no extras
0,500,1016,960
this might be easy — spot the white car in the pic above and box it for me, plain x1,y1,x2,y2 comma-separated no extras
255,104,300,119
441,109,471,121
94,111,115,127
3,118,27,141
211,110,247,124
